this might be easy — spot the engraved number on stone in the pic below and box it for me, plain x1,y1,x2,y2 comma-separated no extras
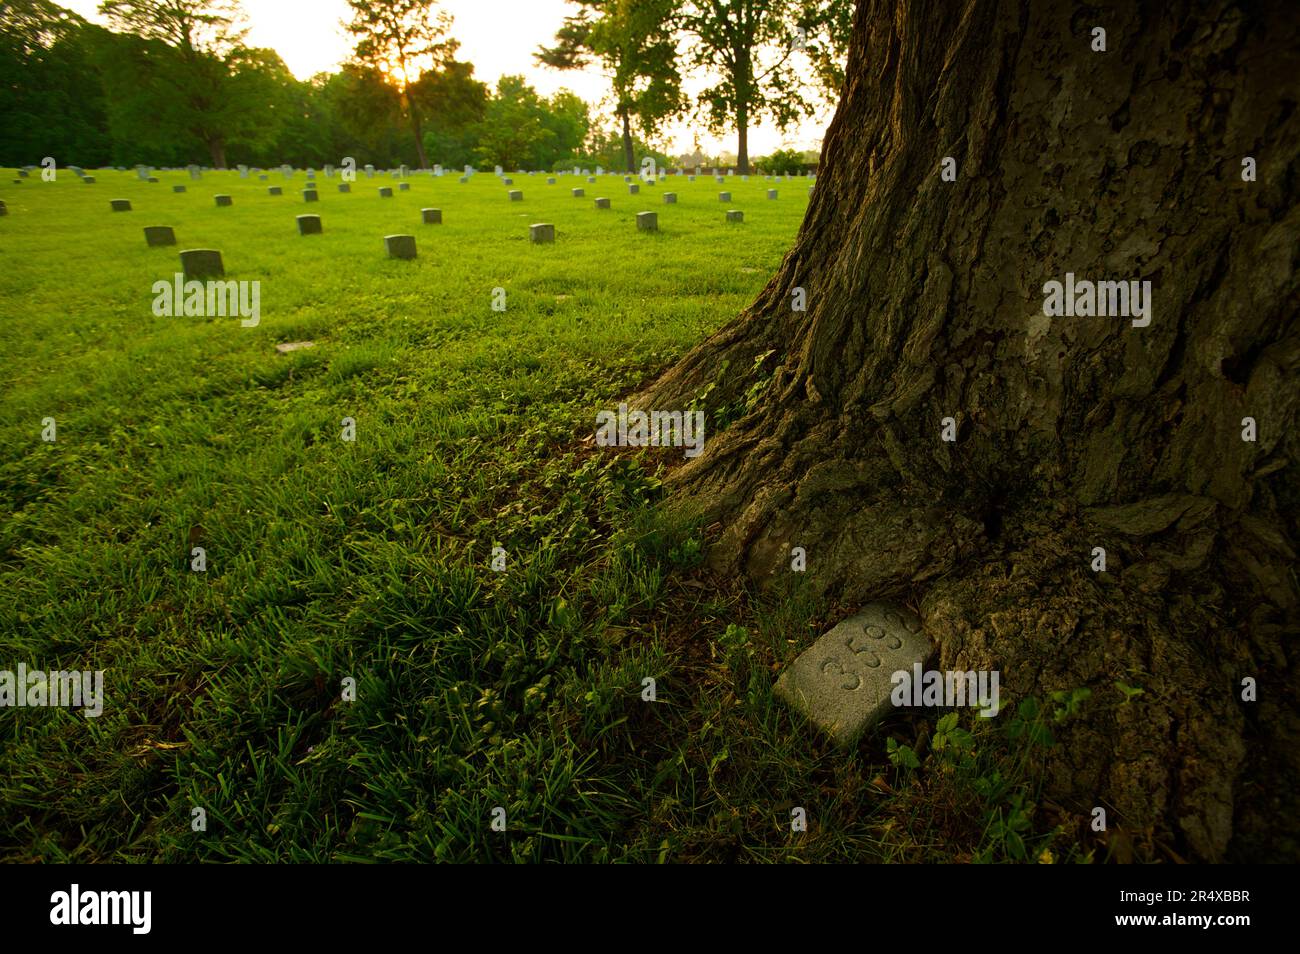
843,624,902,671
821,657,861,691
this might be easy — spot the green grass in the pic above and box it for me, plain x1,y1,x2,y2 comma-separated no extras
0,167,1088,862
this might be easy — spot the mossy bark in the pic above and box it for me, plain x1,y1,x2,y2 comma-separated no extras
640,0,1300,860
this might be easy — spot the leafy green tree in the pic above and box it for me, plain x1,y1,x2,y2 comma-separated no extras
97,0,276,167
411,58,487,169
541,89,590,164
755,146,806,174
344,0,456,169
229,58,335,169
473,75,547,170
672,0,851,174
472,76,589,171
537,0,681,173
0,1,111,165
319,64,405,167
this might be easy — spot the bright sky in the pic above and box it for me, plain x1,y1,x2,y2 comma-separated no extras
60,0,833,159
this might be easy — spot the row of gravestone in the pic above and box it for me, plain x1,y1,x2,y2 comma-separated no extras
11,162,814,183
137,188,771,274
135,202,450,275
133,205,444,244
5,179,816,220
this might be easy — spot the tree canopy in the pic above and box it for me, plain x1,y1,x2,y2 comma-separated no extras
0,0,850,171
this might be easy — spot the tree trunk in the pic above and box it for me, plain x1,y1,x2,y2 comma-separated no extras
407,90,429,170
736,98,749,174
621,109,635,173
639,0,1300,861
208,137,226,170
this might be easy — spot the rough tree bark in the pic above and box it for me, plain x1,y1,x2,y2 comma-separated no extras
621,109,636,173
207,137,227,170
640,0,1299,861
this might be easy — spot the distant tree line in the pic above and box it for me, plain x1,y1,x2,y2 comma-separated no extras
0,0,848,173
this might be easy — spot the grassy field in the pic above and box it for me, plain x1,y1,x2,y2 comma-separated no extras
0,167,1084,862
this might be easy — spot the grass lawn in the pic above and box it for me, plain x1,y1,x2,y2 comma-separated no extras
0,167,1082,862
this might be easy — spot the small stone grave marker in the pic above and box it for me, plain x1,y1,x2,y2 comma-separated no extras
143,225,175,247
83,176,95,184
529,222,555,244
268,186,282,196
508,190,522,201
594,197,610,209
173,185,186,193
636,211,657,232
663,192,677,204
421,208,442,224
767,189,778,200
214,194,232,206
275,341,315,354
379,186,393,198
718,191,731,202
628,183,639,194
110,199,131,212
338,183,351,193
303,190,318,202
179,248,224,280
572,188,585,197
726,209,744,223
399,182,409,191
774,603,931,747
385,234,416,259
297,214,322,235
